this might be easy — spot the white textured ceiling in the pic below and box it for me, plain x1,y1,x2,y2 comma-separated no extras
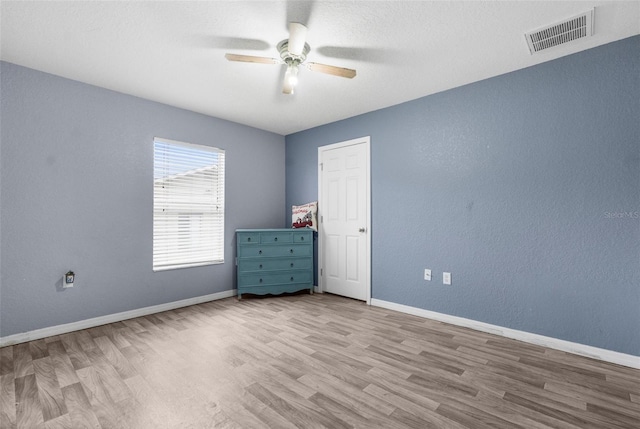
1,1,639,135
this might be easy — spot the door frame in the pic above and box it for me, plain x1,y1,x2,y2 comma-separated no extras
317,136,371,304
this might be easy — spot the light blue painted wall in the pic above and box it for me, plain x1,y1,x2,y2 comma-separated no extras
286,36,640,356
0,61,286,337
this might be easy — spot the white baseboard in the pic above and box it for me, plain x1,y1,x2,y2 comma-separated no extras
0,289,237,348
4,292,636,369
370,298,640,370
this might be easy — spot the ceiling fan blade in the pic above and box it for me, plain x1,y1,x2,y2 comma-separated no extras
225,53,281,65
306,62,357,79
288,22,308,56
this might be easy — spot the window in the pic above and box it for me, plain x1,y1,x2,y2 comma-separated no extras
153,138,225,271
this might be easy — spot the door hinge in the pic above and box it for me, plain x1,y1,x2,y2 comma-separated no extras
320,163,323,171
320,268,323,277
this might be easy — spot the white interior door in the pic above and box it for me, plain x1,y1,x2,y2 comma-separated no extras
318,137,370,302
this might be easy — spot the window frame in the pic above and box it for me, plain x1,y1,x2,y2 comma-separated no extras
152,137,225,272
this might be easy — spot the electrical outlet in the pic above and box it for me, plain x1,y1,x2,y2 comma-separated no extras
443,272,451,285
424,269,431,281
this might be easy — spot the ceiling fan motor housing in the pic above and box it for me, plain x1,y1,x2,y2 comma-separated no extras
277,40,311,66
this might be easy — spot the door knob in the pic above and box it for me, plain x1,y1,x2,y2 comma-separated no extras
359,227,366,233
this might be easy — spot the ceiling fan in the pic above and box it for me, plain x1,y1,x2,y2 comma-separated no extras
225,23,357,95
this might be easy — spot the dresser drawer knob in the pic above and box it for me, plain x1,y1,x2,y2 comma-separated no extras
274,237,278,241
300,236,304,241
290,277,294,281
259,250,262,255
247,237,251,242
290,263,294,267
259,278,263,283
290,249,294,254
259,264,263,269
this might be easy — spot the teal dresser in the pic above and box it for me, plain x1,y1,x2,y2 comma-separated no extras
236,228,313,298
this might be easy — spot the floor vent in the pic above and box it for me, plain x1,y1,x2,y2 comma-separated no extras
525,8,594,54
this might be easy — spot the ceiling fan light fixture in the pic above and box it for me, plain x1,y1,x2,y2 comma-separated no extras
286,64,299,86
283,63,299,94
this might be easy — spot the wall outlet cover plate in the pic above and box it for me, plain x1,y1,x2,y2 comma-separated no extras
443,272,451,285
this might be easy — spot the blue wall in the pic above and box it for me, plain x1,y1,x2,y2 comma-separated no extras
286,36,640,356
0,62,286,337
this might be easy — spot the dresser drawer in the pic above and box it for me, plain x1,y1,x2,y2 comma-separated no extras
292,230,312,243
238,257,312,273
259,231,292,244
238,271,313,287
237,232,260,244
237,244,312,258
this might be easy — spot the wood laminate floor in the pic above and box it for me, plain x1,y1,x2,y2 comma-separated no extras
1,293,638,428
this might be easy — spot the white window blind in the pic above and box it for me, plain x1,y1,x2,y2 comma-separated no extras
153,138,225,271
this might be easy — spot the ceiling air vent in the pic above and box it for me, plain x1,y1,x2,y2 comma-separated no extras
525,8,594,54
